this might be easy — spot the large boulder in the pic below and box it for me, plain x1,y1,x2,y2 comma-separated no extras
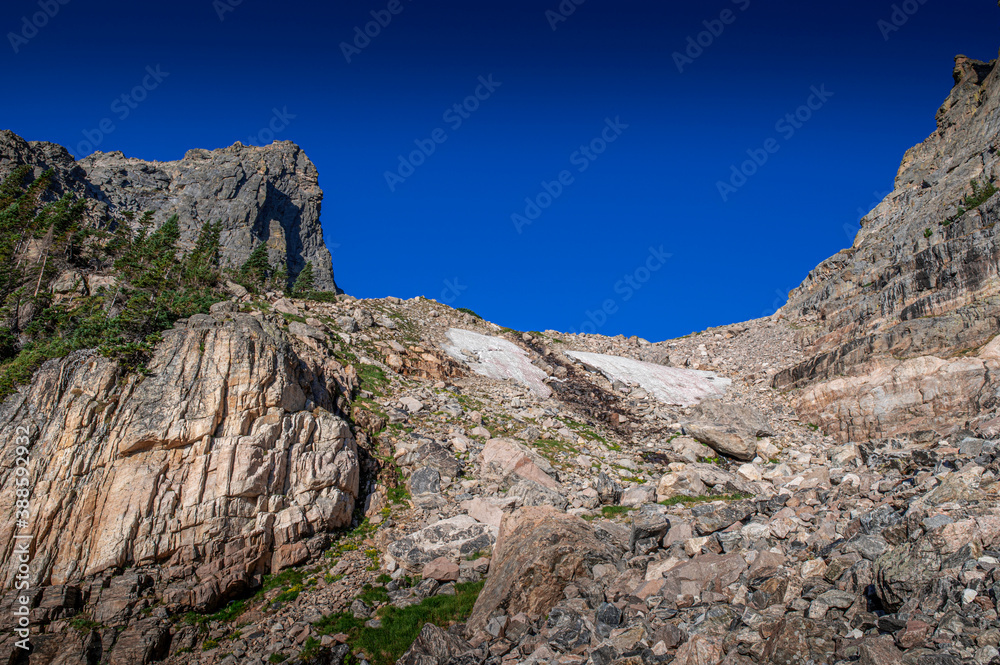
506,478,568,510
398,440,463,479
387,515,497,573
873,518,989,612
874,539,943,612
672,634,725,665
762,615,838,665
396,623,472,665
657,468,707,501
479,438,561,490
466,507,620,635
460,496,517,529
657,552,748,601
684,399,772,461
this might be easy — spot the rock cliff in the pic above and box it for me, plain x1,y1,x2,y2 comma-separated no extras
774,54,1000,442
0,309,359,612
0,130,338,291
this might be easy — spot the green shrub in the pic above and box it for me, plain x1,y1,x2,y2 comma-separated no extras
298,637,322,661
964,178,998,209
181,598,249,627
69,615,102,634
0,170,226,401
315,581,485,665
456,307,482,320
238,244,271,291
945,178,998,225
302,290,339,303
271,584,302,606
356,583,389,605
292,261,315,296
261,568,306,593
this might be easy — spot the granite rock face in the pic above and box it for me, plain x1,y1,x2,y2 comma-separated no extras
774,55,1000,441
0,129,338,291
0,313,358,609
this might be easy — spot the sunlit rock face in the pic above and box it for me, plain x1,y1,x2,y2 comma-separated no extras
774,56,1000,440
0,314,358,610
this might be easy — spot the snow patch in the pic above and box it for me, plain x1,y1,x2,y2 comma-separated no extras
565,350,729,406
443,329,552,398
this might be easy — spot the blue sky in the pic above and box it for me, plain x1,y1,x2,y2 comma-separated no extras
3,0,998,340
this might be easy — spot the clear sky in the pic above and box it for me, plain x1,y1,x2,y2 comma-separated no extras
3,0,998,340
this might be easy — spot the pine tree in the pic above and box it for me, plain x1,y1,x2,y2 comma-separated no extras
183,220,222,286
0,165,31,210
292,261,315,296
239,244,270,290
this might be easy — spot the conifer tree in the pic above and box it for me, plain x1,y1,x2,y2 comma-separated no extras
183,220,222,286
239,244,270,290
292,261,315,296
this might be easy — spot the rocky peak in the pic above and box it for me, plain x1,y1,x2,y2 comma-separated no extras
0,130,338,292
0,129,85,196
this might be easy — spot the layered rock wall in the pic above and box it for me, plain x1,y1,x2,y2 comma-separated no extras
774,55,1000,440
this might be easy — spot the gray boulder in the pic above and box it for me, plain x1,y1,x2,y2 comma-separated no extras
684,399,772,461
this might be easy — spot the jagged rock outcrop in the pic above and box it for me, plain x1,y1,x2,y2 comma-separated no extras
0,129,337,291
0,312,358,610
774,54,1000,441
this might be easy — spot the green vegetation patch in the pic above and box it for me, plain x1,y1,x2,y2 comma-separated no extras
314,580,485,665
271,584,303,606
357,583,390,606
600,505,635,518
944,178,998,225
298,637,323,662
69,615,103,634
357,363,389,395
0,167,228,400
182,599,248,626
301,290,340,303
